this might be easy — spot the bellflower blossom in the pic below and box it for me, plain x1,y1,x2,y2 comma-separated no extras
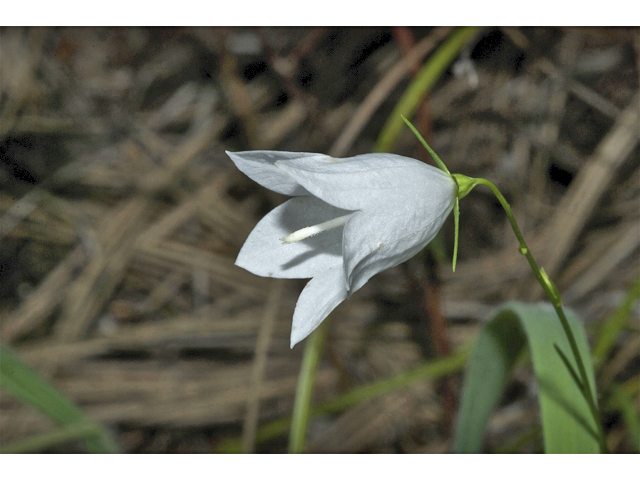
226,150,457,347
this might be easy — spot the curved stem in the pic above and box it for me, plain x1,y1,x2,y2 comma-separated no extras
474,178,608,453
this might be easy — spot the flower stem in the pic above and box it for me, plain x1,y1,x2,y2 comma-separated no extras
473,177,608,453
288,317,331,453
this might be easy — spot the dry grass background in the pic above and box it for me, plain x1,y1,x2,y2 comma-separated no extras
0,27,638,453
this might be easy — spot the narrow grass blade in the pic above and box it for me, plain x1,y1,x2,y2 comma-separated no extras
374,27,480,153
0,344,119,453
453,302,600,453
593,278,639,366
608,383,640,451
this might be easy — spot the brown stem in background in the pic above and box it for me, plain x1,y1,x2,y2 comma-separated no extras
392,27,456,434
219,29,260,149
242,280,284,453
423,264,456,433
255,27,325,104
255,28,324,134
403,260,456,434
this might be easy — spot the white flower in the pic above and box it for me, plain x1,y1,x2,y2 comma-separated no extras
226,150,457,347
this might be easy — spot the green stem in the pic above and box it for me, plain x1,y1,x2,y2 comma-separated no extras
473,178,608,453
215,346,469,453
288,318,331,453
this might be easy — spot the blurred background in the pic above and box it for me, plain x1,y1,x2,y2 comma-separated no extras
0,27,638,453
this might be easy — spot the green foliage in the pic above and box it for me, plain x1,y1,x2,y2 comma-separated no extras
215,348,468,453
0,344,119,453
607,383,640,451
593,278,639,366
374,27,480,154
453,302,600,453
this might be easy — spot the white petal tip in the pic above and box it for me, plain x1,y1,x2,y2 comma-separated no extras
290,332,303,349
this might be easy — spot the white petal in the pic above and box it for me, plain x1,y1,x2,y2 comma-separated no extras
275,153,453,210
226,151,327,196
290,264,348,348
342,197,454,294
236,196,350,279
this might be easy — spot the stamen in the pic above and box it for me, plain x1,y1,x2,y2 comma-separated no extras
281,214,351,244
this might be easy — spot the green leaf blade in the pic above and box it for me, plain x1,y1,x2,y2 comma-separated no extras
453,302,600,453
0,345,119,453
453,307,526,453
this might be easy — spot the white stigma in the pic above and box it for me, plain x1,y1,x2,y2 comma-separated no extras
281,214,351,244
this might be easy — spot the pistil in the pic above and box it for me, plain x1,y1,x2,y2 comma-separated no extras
281,214,351,244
